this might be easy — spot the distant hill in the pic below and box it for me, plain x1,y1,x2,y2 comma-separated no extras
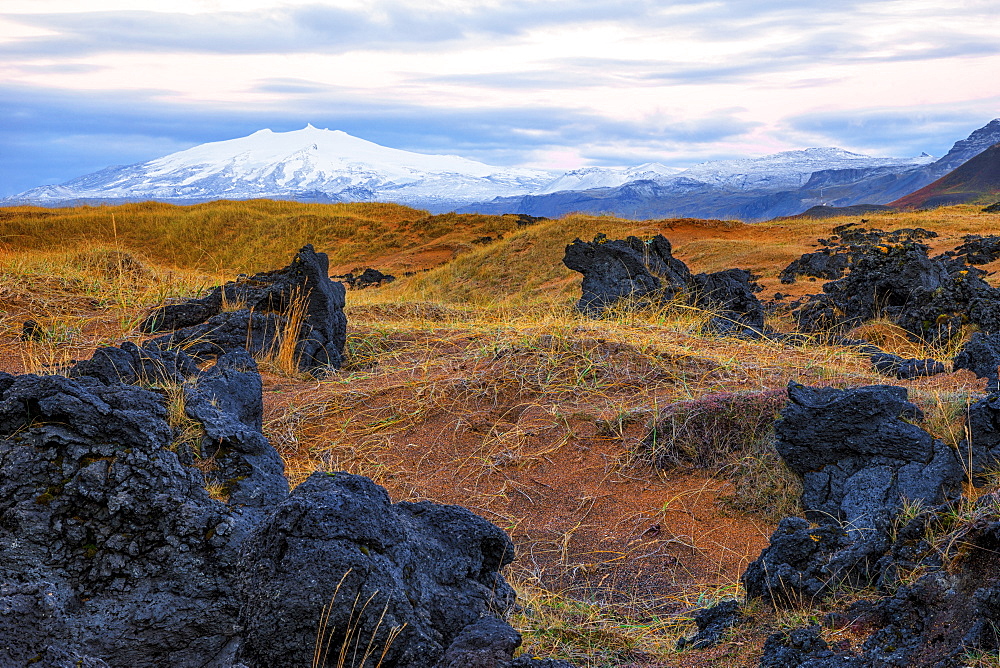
2,126,554,213
8,120,1000,222
458,120,1000,221
891,142,1000,209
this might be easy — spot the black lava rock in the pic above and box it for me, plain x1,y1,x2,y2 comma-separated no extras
676,599,742,650
953,234,1000,265
562,234,691,316
759,625,858,668
68,340,200,386
794,236,1000,341
691,268,766,335
742,382,964,608
780,250,851,284
236,470,517,667
775,382,963,533
142,244,347,375
562,234,767,334
1,344,537,666
334,267,397,289
434,616,522,667
954,331,1000,389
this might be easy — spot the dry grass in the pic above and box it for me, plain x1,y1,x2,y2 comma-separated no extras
3,201,1000,666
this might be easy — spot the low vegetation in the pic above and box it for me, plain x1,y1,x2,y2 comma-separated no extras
2,199,998,666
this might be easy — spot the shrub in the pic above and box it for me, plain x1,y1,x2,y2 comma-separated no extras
643,389,786,470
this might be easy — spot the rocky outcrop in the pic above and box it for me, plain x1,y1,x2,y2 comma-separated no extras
774,382,963,536
793,231,1000,341
736,382,1000,667
690,268,766,334
779,249,850,284
0,367,252,667
742,382,964,607
142,244,346,375
67,340,200,386
752,502,1000,668
1,348,555,666
236,471,516,667
954,331,1000,389
961,391,1000,485
676,600,742,650
951,233,1000,265
562,234,691,316
562,233,766,333
333,267,396,289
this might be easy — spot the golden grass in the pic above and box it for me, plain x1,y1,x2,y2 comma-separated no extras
3,201,1000,666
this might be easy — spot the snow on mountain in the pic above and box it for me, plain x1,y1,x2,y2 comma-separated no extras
536,163,683,194
9,125,555,209
5,125,944,214
676,147,935,192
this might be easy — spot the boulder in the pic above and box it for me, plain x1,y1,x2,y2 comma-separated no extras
68,340,200,386
741,517,857,607
562,234,767,332
141,244,346,375
742,382,964,608
961,392,1000,485
0,371,249,667
562,234,691,316
333,267,396,289
1,344,539,666
758,625,857,668
794,236,1000,341
775,382,963,534
434,617,522,668
779,250,851,284
676,600,741,650
690,268,766,335
765,509,1000,667
953,331,1000,389
236,471,517,667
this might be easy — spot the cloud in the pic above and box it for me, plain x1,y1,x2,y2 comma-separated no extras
781,103,1000,157
0,79,766,196
0,1,657,58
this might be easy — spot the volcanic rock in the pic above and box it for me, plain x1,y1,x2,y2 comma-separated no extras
0,347,538,666
952,233,1000,264
775,382,963,532
236,471,516,667
794,236,1000,341
333,267,396,289
690,268,766,334
742,382,963,607
779,249,851,283
676,600,742,650
953,331,1000,389
562,234,691,316
68,340,200,386
562,234,767,333
142,244,346,375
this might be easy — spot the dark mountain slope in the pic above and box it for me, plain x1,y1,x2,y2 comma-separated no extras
892,142,1000,209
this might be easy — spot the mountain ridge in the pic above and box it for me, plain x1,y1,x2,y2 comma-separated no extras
7,121,999,220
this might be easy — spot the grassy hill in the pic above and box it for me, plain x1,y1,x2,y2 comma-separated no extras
3,200,1000,666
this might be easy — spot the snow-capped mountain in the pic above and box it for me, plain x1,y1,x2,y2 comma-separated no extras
674,147,935,192
536,163,683,194
8,125,555,211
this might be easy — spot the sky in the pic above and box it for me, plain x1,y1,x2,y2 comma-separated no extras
1,0,999,196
